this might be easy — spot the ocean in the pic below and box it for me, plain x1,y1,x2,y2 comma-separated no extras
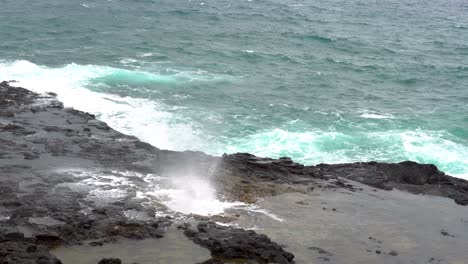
1,0,467,179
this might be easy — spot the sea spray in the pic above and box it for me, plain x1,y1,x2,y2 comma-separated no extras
159,173,245,216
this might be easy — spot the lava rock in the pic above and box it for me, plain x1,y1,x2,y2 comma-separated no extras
184,222,295,264
316,161,468,206
97,258,122,264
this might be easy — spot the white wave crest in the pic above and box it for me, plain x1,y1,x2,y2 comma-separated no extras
224,128,468,179
360,113,394,119
0,60,204,151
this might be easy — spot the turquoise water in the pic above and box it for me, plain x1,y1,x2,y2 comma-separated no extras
1,0,467,178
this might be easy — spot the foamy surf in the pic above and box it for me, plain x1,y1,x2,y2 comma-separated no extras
360,113,394,119
1,60,467,180
137,173,284,220
140,174,245,216
80,169,283,221
56,169,245,218
0,60,206,151
224,128,468,179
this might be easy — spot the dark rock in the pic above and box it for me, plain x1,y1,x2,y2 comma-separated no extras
97,258,122,264
26,245,37,253
440,230,455,237
106,221,166,239
308,247,333,256
220,153,311,183
195,260,226,264
35,234,62,245
316,161,468,206
36,256,62,264
89,241,103,247
4,232,24,241
184,222,294,264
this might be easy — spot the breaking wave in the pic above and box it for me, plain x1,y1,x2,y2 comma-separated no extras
1,60,467,180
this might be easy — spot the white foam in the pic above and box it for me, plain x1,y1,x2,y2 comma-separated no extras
86,189,128,206
0,60,204,151
401,130,468,178
56,169,246,216
224,128,468,178
119,58,138,64
360,113,394,119
56,170,137,206
242,206,284,222
29,216,65,226
123,210,153,221
140,173,245,216
102,168,284,220
137,52,155,57
0,214,10,221
0,60,232,152
81,2,91,8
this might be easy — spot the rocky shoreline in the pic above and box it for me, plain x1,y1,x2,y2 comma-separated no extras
1,81,467,264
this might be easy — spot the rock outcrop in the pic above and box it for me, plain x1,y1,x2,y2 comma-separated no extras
316,161,468,205
184,222,295,264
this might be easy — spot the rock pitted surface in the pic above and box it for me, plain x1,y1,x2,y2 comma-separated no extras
316,161,468,205
184,222,295,264
219,152,468,206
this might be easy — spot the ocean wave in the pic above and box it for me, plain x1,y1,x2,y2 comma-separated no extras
283,32,335,43
0,60,206,151
360,113,394,119
137,52,156,57
1,59,466,180
397,77,422,86
223,129,468,179
80,2,93,9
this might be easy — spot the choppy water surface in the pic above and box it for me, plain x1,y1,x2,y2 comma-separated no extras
1,0,467,178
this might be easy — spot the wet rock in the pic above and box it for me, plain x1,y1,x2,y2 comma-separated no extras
89,241,103,247
27,245,37,253
106,221,166,239
97,258,122,264
440,230,455,237
0,241,62,264
220,153,312,183
3,232,25,241
195,260,225,264
184,222,295,264
36,256,62,264
316,161,468,205
308,247,333,256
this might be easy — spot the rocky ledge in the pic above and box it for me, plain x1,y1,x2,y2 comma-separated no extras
184,222,294,264
218,153,468,205
1,81,467,264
